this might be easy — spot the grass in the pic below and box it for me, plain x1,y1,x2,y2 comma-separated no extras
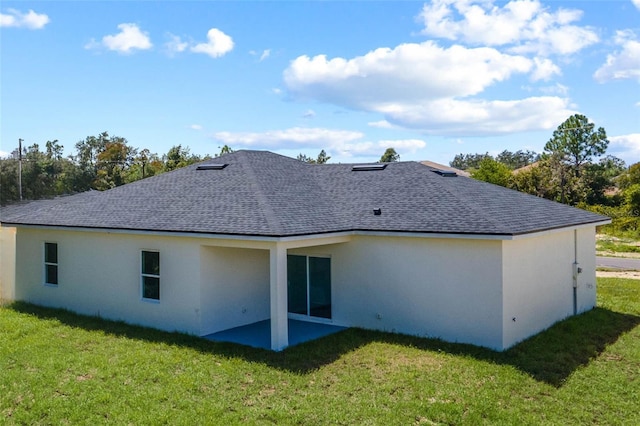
597,239,640,254
596,234,640,255
1,278,639,425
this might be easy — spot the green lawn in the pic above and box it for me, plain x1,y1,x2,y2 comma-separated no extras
597,239,640,254
1,278,639,425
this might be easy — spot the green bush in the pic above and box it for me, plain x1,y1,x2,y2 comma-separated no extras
583,204,640,239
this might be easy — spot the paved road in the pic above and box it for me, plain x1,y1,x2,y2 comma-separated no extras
596,256,640,270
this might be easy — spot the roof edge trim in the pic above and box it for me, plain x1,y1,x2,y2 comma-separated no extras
1,220,610,242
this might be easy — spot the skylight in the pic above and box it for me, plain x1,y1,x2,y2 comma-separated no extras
351,164,387,171
196,164,228,171
430,169,457,177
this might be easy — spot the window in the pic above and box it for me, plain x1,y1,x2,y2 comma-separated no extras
44,242,58,285
141,251,160,300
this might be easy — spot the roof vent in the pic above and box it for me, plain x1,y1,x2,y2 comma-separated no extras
373,208,382,216
352,164,387,171
196,164,228,171
431,169,457,177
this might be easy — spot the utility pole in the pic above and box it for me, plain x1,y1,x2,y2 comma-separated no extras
18,138,23,201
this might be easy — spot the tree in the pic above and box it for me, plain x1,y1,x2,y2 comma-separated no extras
617,162,640,191
296,153,313,163
581,156,626,205
380,147,400,163
544,114,609,176
510,162,551,198
164,145,201,171
94,139,137,190
0,157,20,204
315,149,330,164
539,115,610,205
450,152,491,170
296,150,331,164
624,184,640,213
126,149,163,183
496,149,538,170
470,157,512,187
218,145,234,156
73,131,116,191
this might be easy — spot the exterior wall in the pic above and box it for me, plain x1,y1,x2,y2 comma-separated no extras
14,227,202,335
10,225,597,351
0,226,17,301
576,227,597,313
502,229,581,349
292,236,505,350
199,246,270,335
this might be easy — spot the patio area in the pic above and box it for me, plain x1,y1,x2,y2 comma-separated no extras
203,319,348,350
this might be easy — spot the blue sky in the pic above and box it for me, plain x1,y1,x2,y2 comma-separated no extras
2,1,639,166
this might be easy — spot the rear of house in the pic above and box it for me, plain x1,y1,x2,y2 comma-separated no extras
0,150,608,351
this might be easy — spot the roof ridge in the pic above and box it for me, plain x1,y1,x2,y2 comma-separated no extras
236,151,285,235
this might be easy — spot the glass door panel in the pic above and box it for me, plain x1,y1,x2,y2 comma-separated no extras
287,255,308,315
309,257,331,319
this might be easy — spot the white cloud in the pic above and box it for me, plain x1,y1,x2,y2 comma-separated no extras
368,120,394,129
191,28,234,58
531,57,561,81
86,23,152,54
377,139,426,152
0,8,49,29
419,0,598,56
214,127,364,149
633,0,640,11
190,124,203,131
213,126,428,159
594,30,640,83
331,138,426,158
165,33,188,56
380,96,574,136
284,41,573,135
285,42,532,107
608,133,640,164
249,49,270,61
538,83,569,95
302,109,316,118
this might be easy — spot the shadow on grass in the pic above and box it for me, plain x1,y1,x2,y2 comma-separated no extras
6,302,639,387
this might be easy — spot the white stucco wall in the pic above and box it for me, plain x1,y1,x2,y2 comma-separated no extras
501,227,596,349
0,226,17,302
199,246,270,335
576,227,597,314
292,235,505,350
14,227,203,335
9,224,599,351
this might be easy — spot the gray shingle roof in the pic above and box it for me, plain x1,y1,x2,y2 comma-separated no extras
0,150,609,237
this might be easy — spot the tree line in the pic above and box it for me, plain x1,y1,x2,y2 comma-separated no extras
0,129,403,205
451,114,640,236
0,132,220,205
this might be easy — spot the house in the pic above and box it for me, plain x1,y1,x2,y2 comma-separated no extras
0,150,609,351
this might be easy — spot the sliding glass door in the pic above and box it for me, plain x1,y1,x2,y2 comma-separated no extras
287,255,331,319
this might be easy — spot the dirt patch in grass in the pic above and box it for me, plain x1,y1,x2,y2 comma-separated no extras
597,271,640,279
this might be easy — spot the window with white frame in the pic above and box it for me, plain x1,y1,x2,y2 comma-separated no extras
141,251,160,300
44,242,58,285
